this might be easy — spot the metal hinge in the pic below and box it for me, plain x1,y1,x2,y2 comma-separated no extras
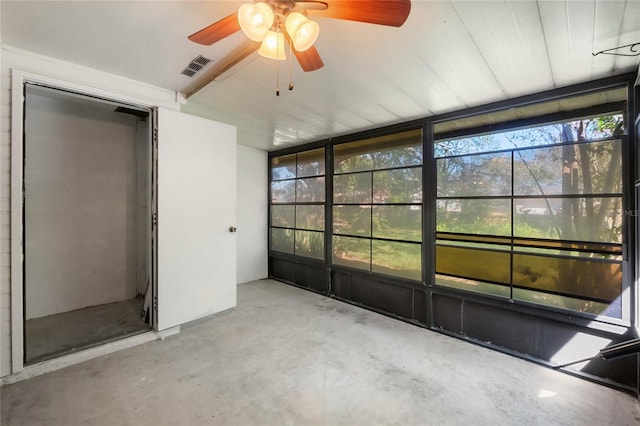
152,128,159,162
153,297,157,311
152,213,158,227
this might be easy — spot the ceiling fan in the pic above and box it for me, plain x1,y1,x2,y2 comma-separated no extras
188,0,412,74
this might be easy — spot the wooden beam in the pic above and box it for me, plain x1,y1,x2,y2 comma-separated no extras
185,40,259,99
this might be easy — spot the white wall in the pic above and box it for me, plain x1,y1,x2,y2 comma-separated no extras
24,89,140,319
236,145,268,284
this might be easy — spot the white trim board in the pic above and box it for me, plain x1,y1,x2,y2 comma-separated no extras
2,45,180,109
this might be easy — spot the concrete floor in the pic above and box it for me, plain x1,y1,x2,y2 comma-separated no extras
25,297,150,363
2,279,639,425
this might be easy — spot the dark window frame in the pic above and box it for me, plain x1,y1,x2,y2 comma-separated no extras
331,129,424,282
431,85,632,326
269,148,326,261
268,73,636,329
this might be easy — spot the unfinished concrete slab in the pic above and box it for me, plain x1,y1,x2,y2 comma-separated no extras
2,280,639,425
25,297,149,364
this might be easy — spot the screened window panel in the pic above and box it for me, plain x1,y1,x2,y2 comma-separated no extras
371,240,421,281
512,241,621,256
433,105,626,318
434,113,624,158
513,196,622,243
436,274,511,298
295,205,325,231
373,168,422,203
271,180,296,203
333,172,372,204
295,230,324,260
297,148,325,177
436,232,512,246
435,245,511,284
334,150,373,174
334,129,422,173
436,199,511,236
271,228,294,254
272,154,296,180
512,288,620,318
372,143,422,170
333,206,371,237
437,152,512,197
333,236,370,271
271,205,295,228
295,177,325,202
512,253,622,303
514,140,622,196
372,205,421,242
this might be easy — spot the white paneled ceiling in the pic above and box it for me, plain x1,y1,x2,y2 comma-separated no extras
2,1,639,151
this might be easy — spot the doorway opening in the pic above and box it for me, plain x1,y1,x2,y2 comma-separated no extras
23,84,154,364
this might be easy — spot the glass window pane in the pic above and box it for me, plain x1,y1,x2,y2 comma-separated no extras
435,113,625,157
514,140,622,196
436,274,510,298
512,288,621,319
332,236,370,271
372,206,421,242
295,230,324,260
271,180,295,203
296,177,325,202
334,172,371,204
373,168,422,203
372,240,421,281
436,199,511,236
513,253,622,303
436,245,510,284
333,206,371,237
513,196,622,243
297,148,325,177
334,129,422,173
271,228,294,254
271,205,294,228
272,154,296,180
296,205,324,231
434,109,625,318
437,153,511,197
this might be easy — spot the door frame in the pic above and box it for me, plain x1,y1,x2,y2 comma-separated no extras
10,69,165,373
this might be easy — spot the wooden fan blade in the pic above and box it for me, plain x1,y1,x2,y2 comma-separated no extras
308,0,411,27
188,12,241,45
293,1,329,11
294,45,325,72
283,29,325,72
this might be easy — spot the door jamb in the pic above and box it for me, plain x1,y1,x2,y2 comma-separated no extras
10,69,163,374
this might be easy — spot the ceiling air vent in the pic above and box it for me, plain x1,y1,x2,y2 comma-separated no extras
181,55,212,77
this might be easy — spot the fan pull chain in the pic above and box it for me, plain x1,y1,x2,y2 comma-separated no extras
288,37,294,91
276,20,280,96
276,61,280,96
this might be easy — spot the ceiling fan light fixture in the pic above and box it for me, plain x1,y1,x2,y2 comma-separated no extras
258,30,287,60
285,11,320,52
238,2,274,42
